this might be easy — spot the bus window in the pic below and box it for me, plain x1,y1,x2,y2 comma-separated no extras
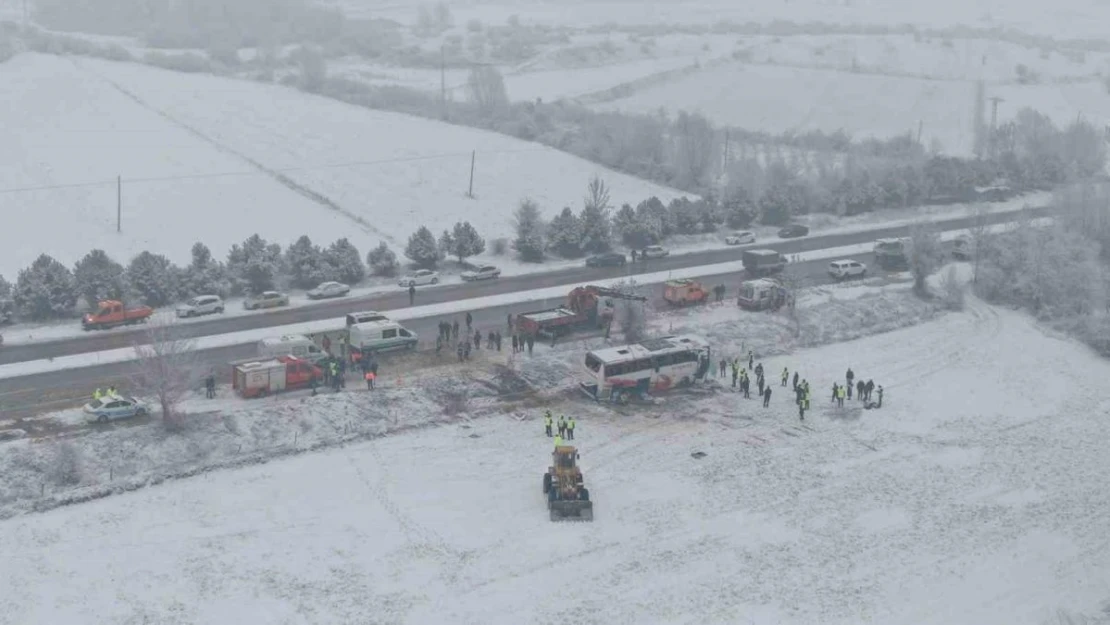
585,353,602,372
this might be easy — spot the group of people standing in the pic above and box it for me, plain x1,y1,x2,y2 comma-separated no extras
544,410,577,447
716,351,885,420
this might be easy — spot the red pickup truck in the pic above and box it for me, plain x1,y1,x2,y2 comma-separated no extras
82,300,154,330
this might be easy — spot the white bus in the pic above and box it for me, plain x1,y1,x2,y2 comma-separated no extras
580,334,713,404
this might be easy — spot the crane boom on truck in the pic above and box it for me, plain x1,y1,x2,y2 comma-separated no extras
516,285,647,338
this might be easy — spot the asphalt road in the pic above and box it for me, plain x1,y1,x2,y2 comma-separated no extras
0,205,1051,366
0,249,928,419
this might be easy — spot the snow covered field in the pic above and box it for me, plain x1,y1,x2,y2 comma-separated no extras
0,52,683,279
2,267,1108,623
362,0,1110,39
72,56,685,243
0,54,360,280
597,61,1110,155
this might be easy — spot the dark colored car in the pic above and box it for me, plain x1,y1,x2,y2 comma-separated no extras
585,252,627,268
777,224,810,238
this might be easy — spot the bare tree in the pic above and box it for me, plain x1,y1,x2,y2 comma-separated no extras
908,223,944,297
584,174,611,212
466,65,508,115
609,278,648,343
131,318,200,429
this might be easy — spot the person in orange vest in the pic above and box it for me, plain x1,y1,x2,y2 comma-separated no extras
365,370,376,390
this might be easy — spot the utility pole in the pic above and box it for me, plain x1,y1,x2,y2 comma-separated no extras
722,129,730,171
988,96,1003,157
916,120,923,145
440,45,447,121
466,151,475,198
116,175,121,232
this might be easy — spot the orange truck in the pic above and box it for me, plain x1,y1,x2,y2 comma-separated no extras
82,300,154,330
231,356,322,398
662,279,709,306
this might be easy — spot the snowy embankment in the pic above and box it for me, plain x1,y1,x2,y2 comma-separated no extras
0,217,1051,380
2,264,1108,624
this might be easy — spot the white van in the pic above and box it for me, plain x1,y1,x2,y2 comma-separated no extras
258,334,328,363
348,320,418,353
346,311,389,327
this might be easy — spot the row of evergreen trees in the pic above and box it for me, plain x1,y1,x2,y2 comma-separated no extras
0,235,409,322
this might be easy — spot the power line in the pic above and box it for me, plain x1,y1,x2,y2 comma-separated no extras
0,146,551,195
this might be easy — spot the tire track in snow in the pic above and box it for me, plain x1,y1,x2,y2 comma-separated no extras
71,59,398,245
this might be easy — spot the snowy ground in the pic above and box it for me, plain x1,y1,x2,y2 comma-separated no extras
360,0,1110,39
597,60,1110,156
0,53,361,280
0,52,684,280
2,262,1108,624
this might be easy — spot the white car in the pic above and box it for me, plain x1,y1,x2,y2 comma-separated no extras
176,294,224,318
398,269,439,287
461,265,501,281
306,281,351,299
641,245,669,259
828,259,868,280
83,395,148,423
725,231,756,245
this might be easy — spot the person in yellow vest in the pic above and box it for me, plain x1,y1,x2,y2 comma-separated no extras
553,434,563,448
557,415,567,437
836,384,845,407
543,411,553,437
93,388,102,401
566,417,576,440
781,367,789,387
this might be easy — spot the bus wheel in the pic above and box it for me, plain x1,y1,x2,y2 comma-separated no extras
614,390,630,405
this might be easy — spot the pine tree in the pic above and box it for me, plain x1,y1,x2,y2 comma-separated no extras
127,251,180,307
227,234,284,294
612,203,636,243
547,207,583,258
324,238,365,284
13,254,77,320
0,273,10,299
446,221,486,262
73,249,126,308
578,203,612,254
366,242,399,277
669,197,701,234
181,242,230,297
284,235,328,289
638,196,672,237
723,192,756,229
438,228,454,259
512,198,546,262
405,226,442,268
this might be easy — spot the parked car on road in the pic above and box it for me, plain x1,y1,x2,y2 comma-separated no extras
828,259,868,280
244,291,289,310
777,224,810,238
84,395,148,423
725,231,756,245
641,245,670,259
176,295,224,318
398,269,439,287
461,265,501,281
306,281,350,300
585,252,627,267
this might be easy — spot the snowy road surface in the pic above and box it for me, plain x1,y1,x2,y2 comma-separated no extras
1,296,1106,624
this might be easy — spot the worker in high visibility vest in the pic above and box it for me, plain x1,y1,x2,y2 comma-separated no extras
544,411,553,437
93,388,103,401
553,434,563,448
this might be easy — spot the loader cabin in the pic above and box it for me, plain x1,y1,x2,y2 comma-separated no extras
580,334,712,404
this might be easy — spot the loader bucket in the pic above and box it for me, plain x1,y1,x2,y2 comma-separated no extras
549,499,593,522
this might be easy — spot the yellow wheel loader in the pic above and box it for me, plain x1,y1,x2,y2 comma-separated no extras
542,445,593,522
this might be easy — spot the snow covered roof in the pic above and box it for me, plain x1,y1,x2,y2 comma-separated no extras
588,334,708,363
